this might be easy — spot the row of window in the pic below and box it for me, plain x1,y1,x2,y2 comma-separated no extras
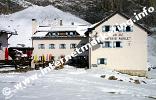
101,41,122,48
46,32,77,37
38,41,122,49
38,43,78,49
102,25,133,32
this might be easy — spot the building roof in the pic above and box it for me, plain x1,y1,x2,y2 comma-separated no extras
32,25,88,38
37,25,78,32
85,11,152,36
33,32,48,37
0,26,17,35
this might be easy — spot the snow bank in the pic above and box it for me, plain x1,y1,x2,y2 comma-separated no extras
0,66,156,100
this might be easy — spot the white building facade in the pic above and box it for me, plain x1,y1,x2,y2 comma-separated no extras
32,19,89,66
86,13,149,76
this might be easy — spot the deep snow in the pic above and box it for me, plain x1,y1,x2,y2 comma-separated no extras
0,66,156,100
0,5,90,47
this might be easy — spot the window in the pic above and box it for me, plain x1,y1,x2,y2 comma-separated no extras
66,32,76,36
70,44,77,49
102,25,133,32
125,26,133,32
115,25,123,32
52,32,58,36
69,32,74,36
113,41,122,48
97,58,107,65
49,44,55,49
38,44,45,49
0,43,2,50
60,44,66,49
102,25,110,32
102,41,112,48
47,32,58,37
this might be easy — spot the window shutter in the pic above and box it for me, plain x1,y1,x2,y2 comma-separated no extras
111,26,116,33
110,42,112,48
59,44,61,49
48,44,50,49
102,42,104,48
113,42,116,48
104,58,107,65
120,42,123,48
97,59,100,65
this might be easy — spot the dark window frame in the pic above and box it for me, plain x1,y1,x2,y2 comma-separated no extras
97,58,107,65
102,41,112,48
102,25,110,32
59,44,66,49
38,44,45,49
113,41,122,48
125,25,133,32
70,43,77,49
115,25,123,32
66,31,76,36
47,32,58,37
49,44,55,49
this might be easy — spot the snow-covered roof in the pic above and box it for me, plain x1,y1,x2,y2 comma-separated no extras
37,25,78,32
33,32,48,37
0,25,15,34
33,25,89,37
76,25,89,35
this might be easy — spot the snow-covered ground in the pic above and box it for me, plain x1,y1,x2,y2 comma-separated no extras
0,66,156,100
0,5,90,47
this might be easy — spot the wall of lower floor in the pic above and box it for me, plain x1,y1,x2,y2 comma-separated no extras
0,50,4,60
117,70,147,77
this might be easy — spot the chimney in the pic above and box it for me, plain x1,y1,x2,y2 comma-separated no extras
71,22,74,25
60,20,63,26
32,19,37,35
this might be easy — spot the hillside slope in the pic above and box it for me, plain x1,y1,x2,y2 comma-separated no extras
0,5,90,47
1,0,156,25
0,0,24,14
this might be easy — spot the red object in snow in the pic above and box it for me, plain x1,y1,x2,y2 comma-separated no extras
46,54,49,61
26,50,32,57
5,48,9,61
49,54,52,61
